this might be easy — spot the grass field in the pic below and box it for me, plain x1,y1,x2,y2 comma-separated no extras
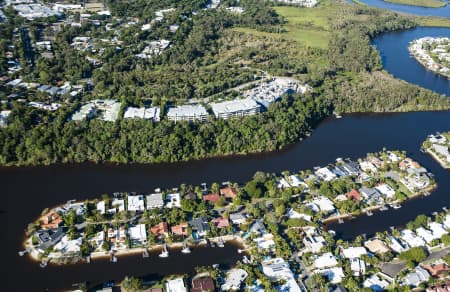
384,0,447,8
416,16,450,27
233,3,337,49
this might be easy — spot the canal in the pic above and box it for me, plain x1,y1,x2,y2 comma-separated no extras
2,9,450,292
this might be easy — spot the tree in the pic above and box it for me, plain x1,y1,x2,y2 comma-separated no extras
399,247,428,265
121,276,143,292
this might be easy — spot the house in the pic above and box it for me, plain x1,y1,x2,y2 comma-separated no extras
171,222,188,236
403,266,430,287
422,262,450,278
220,187,238,199
248,219,266,235
212,217,229,229
363,274,390,292
401,174,430,191
388,152,400,162
111,198,125,212
387,236,408,253
375,184,396,199
341,160,360,176
428,222,448,238
360,161,378,173
401,229,426,248
146,193,164,209
39,211,63,229
261,258,299,289
364,239,390,254
36,227,64,251
254,233,276,250
416,227,437,243
127,194,145,212
314,252,338,269
303,234,327,253
346,189,361,201
151,222,169,238
341,246,367,259
359,187,383,204
278,175,307,189
315,167,337,181
368,157,383,168
166,193,181,208
108,227,126,244
229,213,246,225
129,224,147,245
315,267,345,284
89,231,104,249
191,276,215,292
203,193,220,203
350,258,366,276
165,277,187,292
221,269,248,291
189,217,210,237
308,196,336,214
287,208,312,221
96,201,106,215
53,235,82,254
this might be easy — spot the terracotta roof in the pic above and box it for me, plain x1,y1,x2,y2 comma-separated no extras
203,193,220,203
426,281,450,292
423,263,450,277
171,222,189,236
220,187,238,199
151,222,169,236
39,211,63,229
212,217,229,228
346,189,361,201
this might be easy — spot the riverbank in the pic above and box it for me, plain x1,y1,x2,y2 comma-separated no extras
384,0,447,8
422,132,450,169
409,37,450,79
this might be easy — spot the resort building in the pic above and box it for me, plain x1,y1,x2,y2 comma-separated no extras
210,98,260,120
167,105,208,123
123,106,160,121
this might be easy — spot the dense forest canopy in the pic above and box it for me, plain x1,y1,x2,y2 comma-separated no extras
0,0,449,166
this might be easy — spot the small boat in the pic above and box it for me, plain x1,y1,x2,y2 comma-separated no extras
380,205,388,211
217,238,225,248
142,249,149,258
328,230,336,236
181,242,191,254
86,255,91,263
366,209,373,216
338,218,344,224
40,260,48,268
159,244,169,258
391,203,401,210
242,256,251,264
110,254,117,263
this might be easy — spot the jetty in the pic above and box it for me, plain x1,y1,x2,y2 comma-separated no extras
159,243,169,258
142,249,149,258
181,242,191,254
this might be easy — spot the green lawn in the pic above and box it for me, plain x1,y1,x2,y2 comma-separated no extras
233,4,337,49
384,0,447,8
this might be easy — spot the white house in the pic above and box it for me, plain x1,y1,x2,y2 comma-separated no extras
166,193,181,208
165,277,187,292
364,274,389,291
375,184,396,199
146,193,164,209
127,195,145,212
96,201,105,214
111,198,125,213
254,233,276,250
303,235,327,253
400,230,426,248
415,227,436,243
359,161,378,173
428,222,448,238
350,258,366,276
341,246,367,259
315,167,337,181
314,252,338,269
287,208,312,221
309,197,336,213
315,267,345,284
129,224,147,245
221,269,248,291
387,236,408,253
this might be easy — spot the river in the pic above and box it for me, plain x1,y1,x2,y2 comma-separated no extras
353,0,450,17
3,8,450,292
373,27,450,97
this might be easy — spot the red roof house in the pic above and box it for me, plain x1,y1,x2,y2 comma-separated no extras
346,189,361,201
211,217,229,229
203,193,220,203
220,187,238,199
171,222,189,236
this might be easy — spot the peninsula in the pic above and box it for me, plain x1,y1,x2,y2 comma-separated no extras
384,0,447,8
409,37,450,79
23,150,436,267
423,132,450,169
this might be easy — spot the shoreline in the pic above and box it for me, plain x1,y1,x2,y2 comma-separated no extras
323,184,438,224
384,0,447,8
408,39,450,80
24,234,245,265
425,148,450,169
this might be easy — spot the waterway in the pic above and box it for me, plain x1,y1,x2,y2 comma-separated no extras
3,13,450,292
353,0,450,18
372,26,450,97
2,110,450,291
